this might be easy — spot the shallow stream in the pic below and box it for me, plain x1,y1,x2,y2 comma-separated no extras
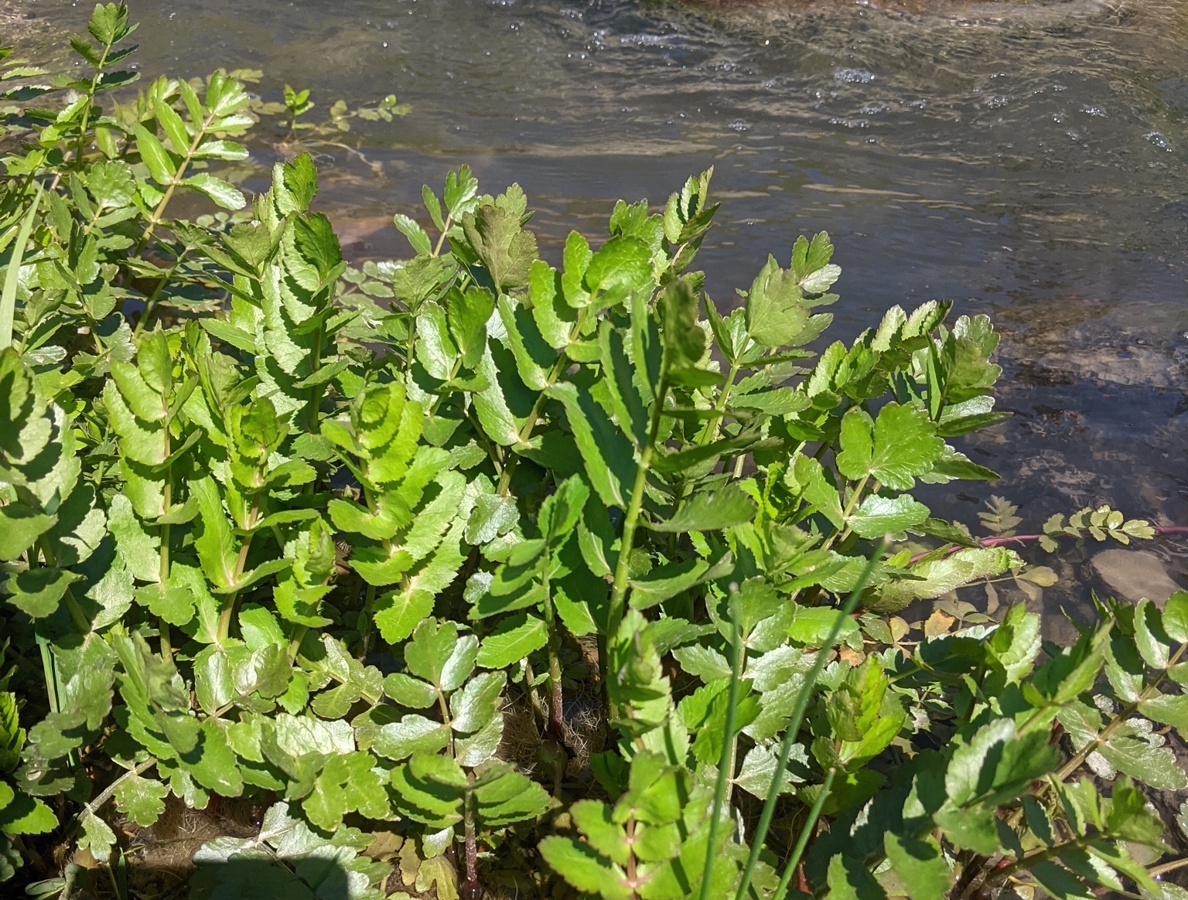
11,0,1188,612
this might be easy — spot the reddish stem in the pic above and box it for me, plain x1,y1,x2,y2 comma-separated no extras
908,524,1188,566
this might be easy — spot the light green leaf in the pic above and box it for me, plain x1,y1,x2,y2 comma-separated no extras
0,506,56,561
383,673,438,709
1162,591,1188,643
744,255,810,349
135,124,176,185
848,494,929,538
584,236,652,309
539,836,631,900
733,742,799,799
78,809,117,862
373,715,450,761
549,381,635,509
450,671,505,734
186,173,246,210
461,203,537,293
190,478,238,591
476,614,548,669
373,588,436,645
0,790,57,835
4,566,82,618
114,773,168,827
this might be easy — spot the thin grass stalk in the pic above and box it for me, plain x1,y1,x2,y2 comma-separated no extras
734,543,885,900
772,768,836,900
1,184,42,350
699,596,743,900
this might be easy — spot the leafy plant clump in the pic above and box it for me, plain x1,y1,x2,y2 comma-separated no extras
2,5,1187,899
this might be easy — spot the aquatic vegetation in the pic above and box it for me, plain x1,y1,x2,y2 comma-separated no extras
1,5,1187,898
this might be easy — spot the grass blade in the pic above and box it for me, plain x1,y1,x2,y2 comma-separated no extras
0,184,43,350
699,595,743,900
734,542,885,899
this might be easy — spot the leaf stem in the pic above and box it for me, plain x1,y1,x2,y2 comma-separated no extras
73,757,158,829
216,496,259,643
607,379,667,639
540,553,567,744
135,107,221,255
1054,640,1187,782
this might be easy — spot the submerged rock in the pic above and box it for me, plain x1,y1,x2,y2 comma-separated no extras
1091,548,1184,604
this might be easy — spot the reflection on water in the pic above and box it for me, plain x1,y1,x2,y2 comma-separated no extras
9,0,1188,597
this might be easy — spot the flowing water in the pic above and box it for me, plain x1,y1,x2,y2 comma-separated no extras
10,0,1188,610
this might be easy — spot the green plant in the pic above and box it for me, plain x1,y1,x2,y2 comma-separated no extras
1,7,1187,899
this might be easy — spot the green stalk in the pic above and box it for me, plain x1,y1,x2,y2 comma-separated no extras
1053,638,1185,782
135,108,224,255
699,357,742,447
1,184,43,350
699,600,744,900
540,553,567,742
304,293,327,433
72,34,115,166
773,768,836,900
158,413,173,657
496,307,590,496
216,496,259,643
133,247,189,338
735,545,884,900
989,833,1094,883
35,633,60,716
606,352,670,639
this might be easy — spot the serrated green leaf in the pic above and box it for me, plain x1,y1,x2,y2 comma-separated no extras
461,203,537,293
373,715,450,761
1134,599,1171,669
744,255,810,349
4,566,81,618
584,236,652,309
540,836,631,900
450,671,504,733
0,506,56,560
78,809,117,862
476,614,547,669
114,773,168,827
848,494,929,538
650,486,755,533
1158,591,1188,646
